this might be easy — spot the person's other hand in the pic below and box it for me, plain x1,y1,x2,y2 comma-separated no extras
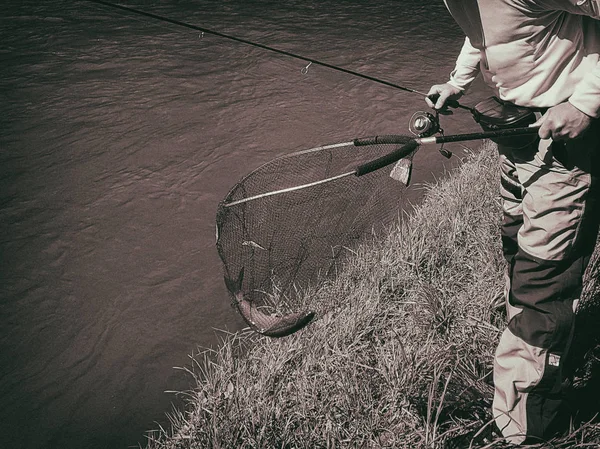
534,102,593,140
425,83,463,110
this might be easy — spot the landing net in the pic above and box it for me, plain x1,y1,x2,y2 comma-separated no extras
215,140,412,335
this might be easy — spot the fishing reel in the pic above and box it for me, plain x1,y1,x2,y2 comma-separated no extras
409,111,441,137
408,111,451,158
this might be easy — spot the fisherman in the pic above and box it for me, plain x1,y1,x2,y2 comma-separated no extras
426,1,600,445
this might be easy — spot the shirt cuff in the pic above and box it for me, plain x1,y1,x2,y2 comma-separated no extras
569,70,600,118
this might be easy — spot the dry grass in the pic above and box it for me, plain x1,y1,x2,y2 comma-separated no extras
145,141,600,449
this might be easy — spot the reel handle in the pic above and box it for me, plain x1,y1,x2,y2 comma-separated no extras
438,147,452,158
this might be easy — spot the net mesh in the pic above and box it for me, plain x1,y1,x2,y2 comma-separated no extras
216,141,412,333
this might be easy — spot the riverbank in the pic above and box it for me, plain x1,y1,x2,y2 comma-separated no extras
146,141,600,448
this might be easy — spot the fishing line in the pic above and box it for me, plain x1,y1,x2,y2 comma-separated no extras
87,0,437,98
89,0,540,338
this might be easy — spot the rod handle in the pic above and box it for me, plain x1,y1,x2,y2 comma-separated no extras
434,126,539,144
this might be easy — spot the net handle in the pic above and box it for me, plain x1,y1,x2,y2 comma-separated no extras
354,140,419,176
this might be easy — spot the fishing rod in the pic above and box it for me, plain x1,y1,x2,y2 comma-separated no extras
86,0,474,111
222,125,539,207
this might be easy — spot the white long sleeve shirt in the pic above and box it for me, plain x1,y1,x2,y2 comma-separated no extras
444,0,600,117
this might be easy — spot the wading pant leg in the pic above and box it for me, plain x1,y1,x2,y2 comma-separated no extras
492,129,600,445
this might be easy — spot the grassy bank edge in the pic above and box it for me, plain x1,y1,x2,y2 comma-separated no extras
146,140,600,449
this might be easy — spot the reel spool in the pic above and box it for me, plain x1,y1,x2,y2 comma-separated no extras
409,111,440,137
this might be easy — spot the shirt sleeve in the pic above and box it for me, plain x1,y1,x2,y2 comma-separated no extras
539,1,600,116
569,62,600,118
566,1,600,117
447,37,482,91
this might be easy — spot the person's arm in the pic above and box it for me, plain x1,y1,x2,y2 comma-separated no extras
555,0,600,117
448,36,482,92
426,37,481,109
533,1,600,139
568,57,600,119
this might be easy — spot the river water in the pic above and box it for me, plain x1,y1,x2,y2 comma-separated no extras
0,1,490,448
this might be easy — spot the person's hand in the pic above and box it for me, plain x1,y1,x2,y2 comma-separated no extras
425,83,464,110
533,102,593,140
